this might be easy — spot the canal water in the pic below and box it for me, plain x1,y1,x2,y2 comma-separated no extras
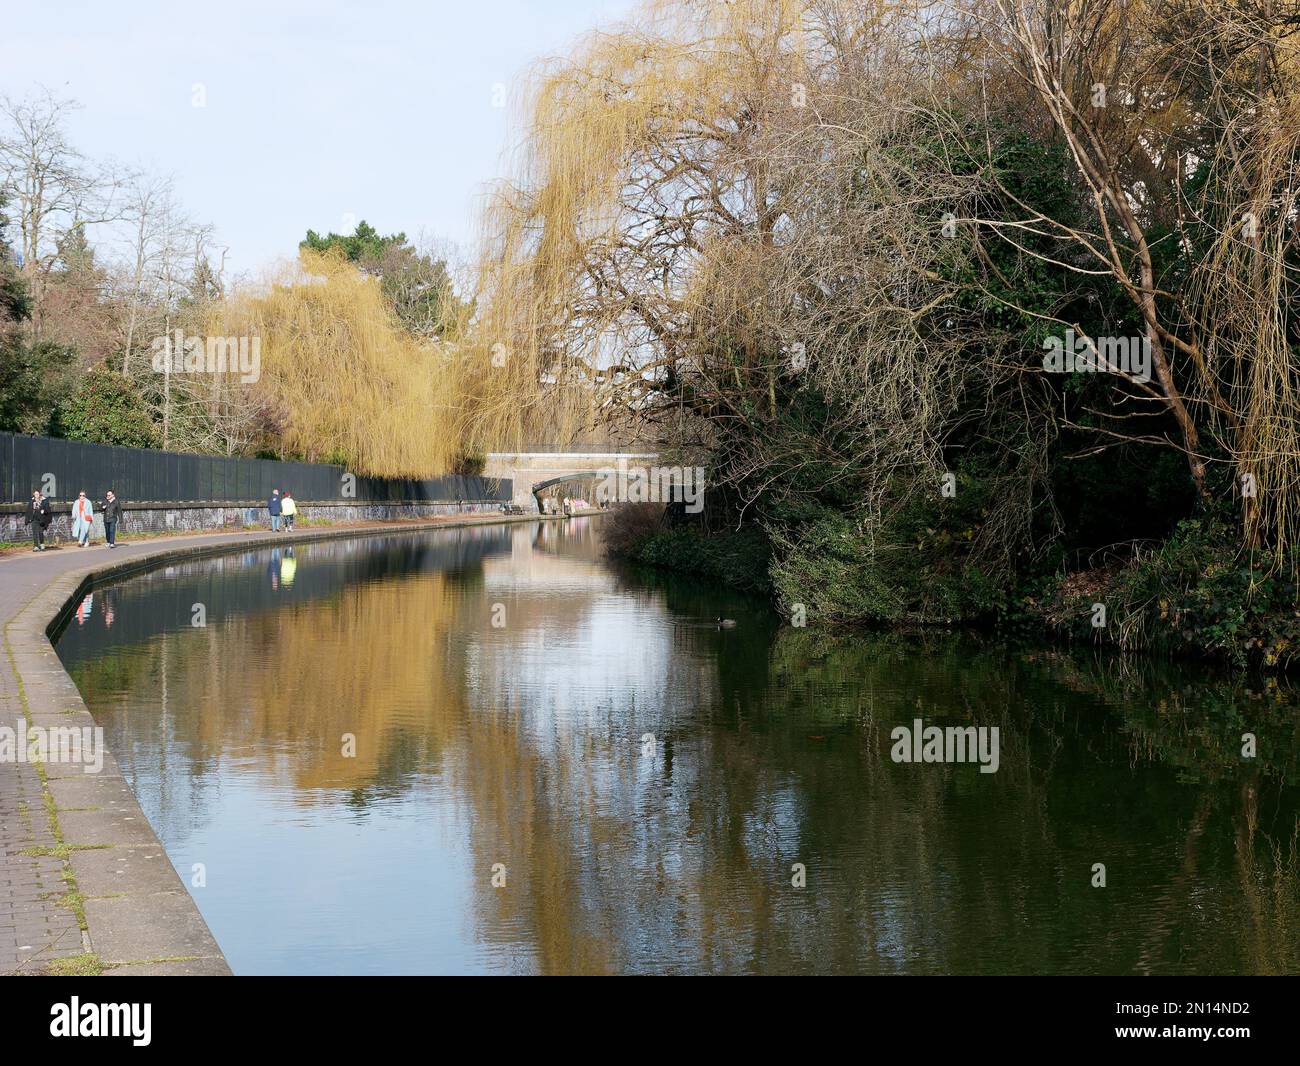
54,519,1299,974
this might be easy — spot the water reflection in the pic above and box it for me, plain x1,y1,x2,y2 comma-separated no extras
55,520,1299,975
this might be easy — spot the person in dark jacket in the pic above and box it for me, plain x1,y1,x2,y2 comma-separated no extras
100,489,122,548
26,490,52,551
267,489,282,532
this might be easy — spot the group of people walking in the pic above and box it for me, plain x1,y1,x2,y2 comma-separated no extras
266,489,297,531
23,486,298,552
25,488,123,552
543,495,585,516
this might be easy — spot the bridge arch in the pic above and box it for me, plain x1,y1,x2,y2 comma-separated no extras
531,472,607,505
483,452,659,512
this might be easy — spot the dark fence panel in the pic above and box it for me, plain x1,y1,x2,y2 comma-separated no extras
0,432,510,505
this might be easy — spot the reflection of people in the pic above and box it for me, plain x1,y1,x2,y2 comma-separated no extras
280,547,297,587
281,491,297,531
72,491,95,547
75,593,94,626
103,589,116,628
26,490,52,551
267,489,282,532
267,548,281,590
101,489,121,548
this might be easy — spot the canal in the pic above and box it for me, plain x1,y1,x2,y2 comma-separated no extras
54,519,1299,974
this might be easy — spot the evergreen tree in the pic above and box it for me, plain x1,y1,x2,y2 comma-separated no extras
0,193,77,434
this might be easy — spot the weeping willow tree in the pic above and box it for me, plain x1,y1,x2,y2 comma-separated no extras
1166,0,1300,564
472,0,1050,586
478,3,982,458
213,250,474,477
473,0,847,456
983,0,1300,567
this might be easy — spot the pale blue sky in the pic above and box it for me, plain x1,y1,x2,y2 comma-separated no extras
1,0,640,276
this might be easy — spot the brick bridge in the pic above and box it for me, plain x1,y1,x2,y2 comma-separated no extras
484,451,659,511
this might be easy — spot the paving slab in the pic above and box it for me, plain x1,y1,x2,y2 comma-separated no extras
70,845,182,898
82,892,230,967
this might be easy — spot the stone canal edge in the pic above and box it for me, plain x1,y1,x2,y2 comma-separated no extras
0,511,583,976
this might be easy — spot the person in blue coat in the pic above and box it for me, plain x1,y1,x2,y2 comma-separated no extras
71,490,95,547
267,489,283,532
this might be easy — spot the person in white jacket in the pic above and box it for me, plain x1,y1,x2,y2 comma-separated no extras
71,491,95,547
281,491,298,531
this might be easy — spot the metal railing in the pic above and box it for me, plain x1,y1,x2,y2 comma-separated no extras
0,432,511,506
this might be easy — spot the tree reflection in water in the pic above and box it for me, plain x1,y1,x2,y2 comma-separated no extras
56,521,1299,974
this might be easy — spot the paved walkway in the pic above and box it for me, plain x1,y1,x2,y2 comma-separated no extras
0,513,550,975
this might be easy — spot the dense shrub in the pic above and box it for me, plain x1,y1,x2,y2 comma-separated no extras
768,493,1011,626
56,365,160,448
1037,518,1300,668
601,502,666,558
0,337,77,435
607,505,773,597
